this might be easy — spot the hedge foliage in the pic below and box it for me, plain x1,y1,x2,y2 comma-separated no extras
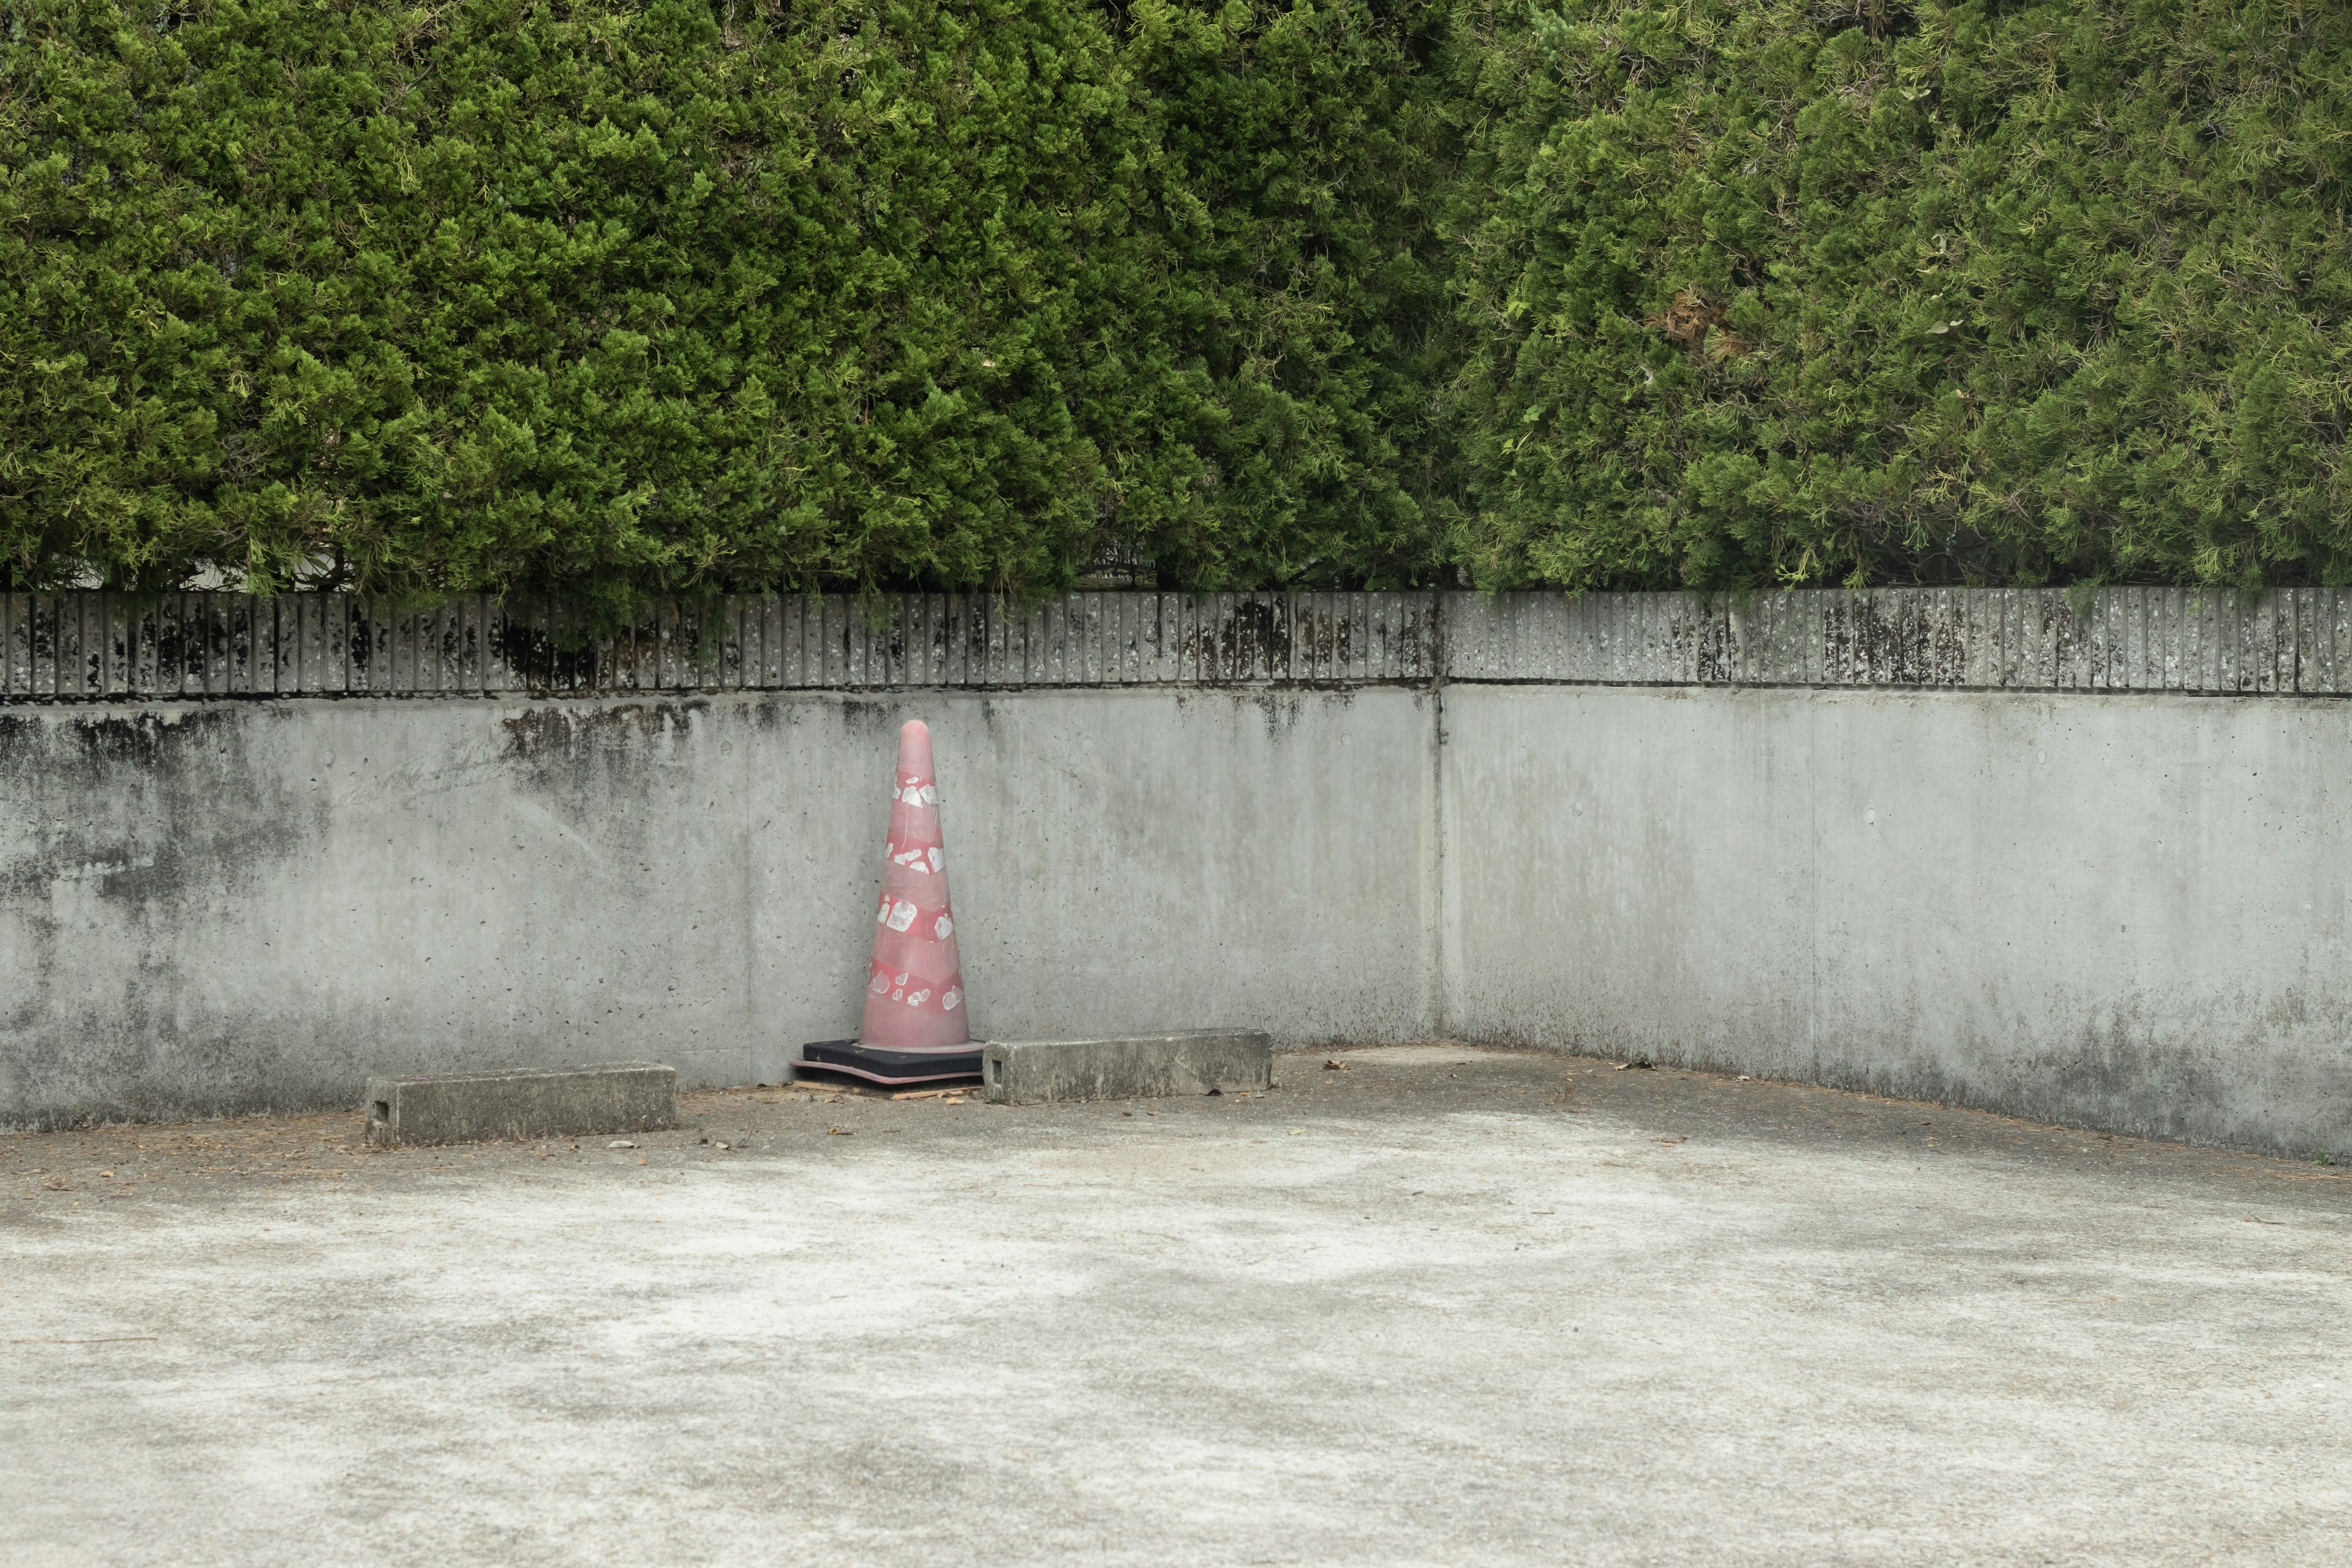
1447,0,2352,592
2,0,1458,605
3,1,2349,600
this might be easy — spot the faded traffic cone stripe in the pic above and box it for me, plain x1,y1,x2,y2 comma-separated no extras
858,720,971,1050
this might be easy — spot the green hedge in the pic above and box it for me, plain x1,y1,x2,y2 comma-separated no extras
1446,0,2352,593
1,0,1457,606
4,1,2348,600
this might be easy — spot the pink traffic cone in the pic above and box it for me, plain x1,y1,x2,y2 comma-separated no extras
859,719,970,1050
793,720,981,1085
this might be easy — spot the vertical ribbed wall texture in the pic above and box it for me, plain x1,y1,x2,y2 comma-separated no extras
3,588,2346,701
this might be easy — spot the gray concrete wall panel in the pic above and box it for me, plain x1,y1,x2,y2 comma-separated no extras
1442,685,2352,1156
1,690,1434,1130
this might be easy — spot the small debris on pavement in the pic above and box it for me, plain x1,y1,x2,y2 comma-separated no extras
607,1140,636,1150
827,1128,853,1137
1615,1058,1653,1071
1324,1058,1350,1070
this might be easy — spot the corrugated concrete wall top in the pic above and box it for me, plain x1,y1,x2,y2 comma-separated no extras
1441,587,2350,693
0,592,1438,700
5,586,2346,701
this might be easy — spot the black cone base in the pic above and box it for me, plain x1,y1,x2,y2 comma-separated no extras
791,1039,983,1086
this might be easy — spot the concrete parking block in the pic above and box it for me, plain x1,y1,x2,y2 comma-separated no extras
363,1062,676,1147
981,1031,1272,1104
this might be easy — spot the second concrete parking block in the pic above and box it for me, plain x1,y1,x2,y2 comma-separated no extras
980,1031,1273,1104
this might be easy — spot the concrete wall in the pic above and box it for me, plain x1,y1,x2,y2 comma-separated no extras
0,690,1436,1128
1441,686,2352,1157
5,587,2348,1158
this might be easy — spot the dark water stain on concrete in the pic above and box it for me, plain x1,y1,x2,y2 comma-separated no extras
2,706,331,1129
2,708,318,903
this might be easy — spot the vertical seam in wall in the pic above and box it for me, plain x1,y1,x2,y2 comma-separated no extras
742,697,759,1085
1807,693,1823,1077
1425,598,1449,1040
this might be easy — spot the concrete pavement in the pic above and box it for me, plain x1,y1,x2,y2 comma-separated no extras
4,1046,2346,1566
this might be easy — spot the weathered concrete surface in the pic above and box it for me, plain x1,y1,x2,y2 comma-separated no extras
11,674,2352,1159
981,1030,1273,1103
0,690,1434,1128
364,1063,675,1147
2,1047,2345,1567
8,584,2344,701
1444,685,2352,1159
